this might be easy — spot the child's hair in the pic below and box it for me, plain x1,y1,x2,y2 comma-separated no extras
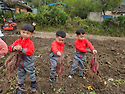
76,28,85,35
21,24,34,33
56,30,66,38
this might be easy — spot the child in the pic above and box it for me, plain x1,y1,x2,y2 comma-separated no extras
0,38,8,58
8,24,37,94
68,28,97,78
49,30,66,83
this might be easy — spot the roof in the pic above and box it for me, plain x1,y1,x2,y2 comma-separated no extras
0,0,31,10
1,7,15,11
112,5,125,13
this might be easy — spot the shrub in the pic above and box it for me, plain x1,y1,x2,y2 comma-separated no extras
117,15,125,27
1,7,125,37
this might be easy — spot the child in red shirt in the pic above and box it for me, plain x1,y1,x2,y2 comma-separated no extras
49,30,66,83
68,28,97,78
9,24,37,94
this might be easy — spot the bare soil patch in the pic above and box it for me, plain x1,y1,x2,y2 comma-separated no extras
0,32,125,94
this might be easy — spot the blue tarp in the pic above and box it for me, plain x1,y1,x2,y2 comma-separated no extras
49,2,65,6
103,15,114,19
57,2,65,5
49,3,56,6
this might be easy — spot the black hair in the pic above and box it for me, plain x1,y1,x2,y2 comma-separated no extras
76,28,85,35
56,30,66,38
21,24,34,33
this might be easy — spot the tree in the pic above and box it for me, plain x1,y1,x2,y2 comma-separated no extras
31,0,43,8
64,0,95,19
93,0,123,15
24,0,59,8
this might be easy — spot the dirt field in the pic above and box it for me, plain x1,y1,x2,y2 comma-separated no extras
0,32,125,94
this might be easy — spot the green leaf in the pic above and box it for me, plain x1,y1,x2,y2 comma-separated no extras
9,86,14,90
82,92,86,94
89,91,96,94
0,79,3,81
0,61,4,63
0,70,4,73
35,71,39,75
58,88,62,92
108,78,114,81
37,54,41,57
41,91,45,94
115,78,122,82
52,86,56,92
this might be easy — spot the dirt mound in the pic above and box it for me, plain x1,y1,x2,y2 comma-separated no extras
0,32,125,94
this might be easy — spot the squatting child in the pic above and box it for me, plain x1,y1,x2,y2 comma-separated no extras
49,30,66,83
8,24,37,94
68,28,97,78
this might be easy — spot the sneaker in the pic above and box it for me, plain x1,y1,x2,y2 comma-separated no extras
31,81,37,92
68,74,74,78
17,84,23,94
97,71,99,75
49,76,55,83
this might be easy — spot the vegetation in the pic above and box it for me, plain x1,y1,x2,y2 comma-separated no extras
14,12,125,37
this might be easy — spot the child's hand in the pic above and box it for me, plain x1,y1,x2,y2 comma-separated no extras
88,49,92,53
13,46,17,51
13,45,22,51
57,51,61,57
92,49,97,54
17,45,22,51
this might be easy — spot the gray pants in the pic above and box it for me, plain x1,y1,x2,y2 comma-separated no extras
70,56,85,76
17,65,36,84
50,59,57,77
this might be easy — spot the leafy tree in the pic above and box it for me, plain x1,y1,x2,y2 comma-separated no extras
63,0,122,18
64,0,95,19
31,0,44,8
24,0,60,8
25,0,32,2
93,0,123,15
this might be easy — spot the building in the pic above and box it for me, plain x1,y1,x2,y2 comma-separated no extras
0,0,32,13
105,5,125,17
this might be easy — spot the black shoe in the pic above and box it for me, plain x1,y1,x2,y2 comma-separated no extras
97,71,99,75
31,81,37,92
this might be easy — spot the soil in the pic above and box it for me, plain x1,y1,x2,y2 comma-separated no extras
0,31,125,94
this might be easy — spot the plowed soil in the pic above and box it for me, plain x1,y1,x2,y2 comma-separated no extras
0,31,125,94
